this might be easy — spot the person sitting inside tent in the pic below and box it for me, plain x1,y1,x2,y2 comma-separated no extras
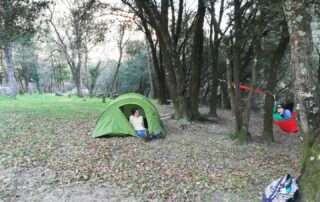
129,108,149,138
276,103,292,120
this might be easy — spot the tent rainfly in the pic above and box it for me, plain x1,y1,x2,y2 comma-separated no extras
92,93,165,138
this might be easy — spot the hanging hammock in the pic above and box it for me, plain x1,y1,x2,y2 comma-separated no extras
273,112,298,133
238,84,299,133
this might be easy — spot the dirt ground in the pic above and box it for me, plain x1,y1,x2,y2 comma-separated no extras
0,103,301,202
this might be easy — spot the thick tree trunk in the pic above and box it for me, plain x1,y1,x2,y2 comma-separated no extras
173,55,191,120
190,0,206,119
159,0,190,120
208,0,224,117
146,42,156,98
89,88,94,98
159,0,188,119
208,40,221,117
150,38,167,104
318,52,320,84
158,69,168,104
131,0,196,120
24,79,29,93
232,0,243,132
262,22,289,142
315,47,320,84
157,46,168,104
0,51,8,83
75,51,83,98
75,69,83,97
4,42,16,97
283,0,320,201
226,56,236,115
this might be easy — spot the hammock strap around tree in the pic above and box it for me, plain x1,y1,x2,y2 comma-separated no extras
239,85,266,94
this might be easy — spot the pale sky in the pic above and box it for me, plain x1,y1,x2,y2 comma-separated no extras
47,0,229,64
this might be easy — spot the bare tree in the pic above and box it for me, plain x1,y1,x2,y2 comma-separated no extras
48,0,106,97
111,23,130,94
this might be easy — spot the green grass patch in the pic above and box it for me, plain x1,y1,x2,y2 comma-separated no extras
0,94,109,119
227,129,247,143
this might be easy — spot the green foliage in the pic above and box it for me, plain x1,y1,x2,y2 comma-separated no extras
89,64,100,85
54,63,70,84
126,40,145,56
118,49,149,94
14,39,42,92
89,66,100,80
32,63,41,93
0,0,48,44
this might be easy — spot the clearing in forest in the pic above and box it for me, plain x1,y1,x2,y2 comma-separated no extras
0,95,301,201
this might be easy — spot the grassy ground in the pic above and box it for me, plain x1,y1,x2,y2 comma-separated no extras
0,95,301,201
0,94,107,119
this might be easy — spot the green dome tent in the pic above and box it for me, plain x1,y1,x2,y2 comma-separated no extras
92,93,165,138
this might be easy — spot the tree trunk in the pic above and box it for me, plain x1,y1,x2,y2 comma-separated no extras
3,42,16,97
111,25,127,94
208,0,224,117
208,39,221,117
161,46,182,119
24,79,29,93
158,68,168,104
35,78,41,94
150,39,167,104
137,4,168,104
262,21,289,142
226,56,236,115
131,0,195,120
159,0,188,119
146,42,156,98
84,41,89,90
232,0,243,132
75,68,83,97
76,29,84,98
315,47,320,84
111,54,122,94
0,51,8,83
283,0,320,201
157,46,168,104
189,0,206,119
242,56,257,139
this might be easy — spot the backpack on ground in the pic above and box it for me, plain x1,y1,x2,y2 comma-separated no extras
262,174,300,202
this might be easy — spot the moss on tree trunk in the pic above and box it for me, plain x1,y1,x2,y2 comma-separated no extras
299,134,320,201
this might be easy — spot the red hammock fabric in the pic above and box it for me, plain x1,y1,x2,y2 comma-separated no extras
238,84,298,133
239,85,266,94
273,112,298,133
